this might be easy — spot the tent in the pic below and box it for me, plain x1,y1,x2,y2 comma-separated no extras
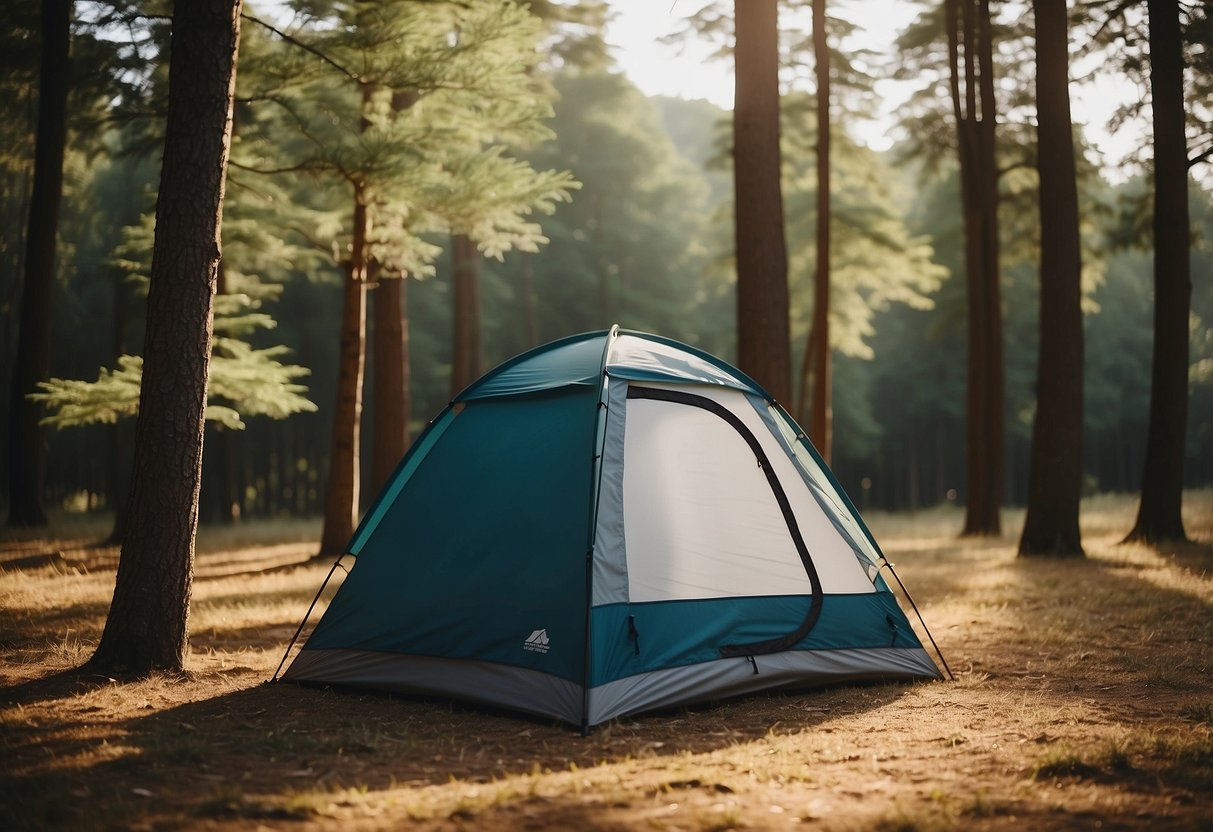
280,327,943,729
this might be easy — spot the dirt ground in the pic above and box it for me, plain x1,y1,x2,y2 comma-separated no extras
2,496,1211,831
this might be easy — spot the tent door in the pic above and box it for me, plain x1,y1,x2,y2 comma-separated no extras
625,386,824,657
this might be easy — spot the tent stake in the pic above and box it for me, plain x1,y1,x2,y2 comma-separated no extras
882,560,954,681
271,556,345,682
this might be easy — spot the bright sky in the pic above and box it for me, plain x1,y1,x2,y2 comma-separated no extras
604,0,931,150
603,0,1143,169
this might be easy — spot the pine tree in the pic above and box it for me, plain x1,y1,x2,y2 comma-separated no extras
895,0,1014,535
806,0,832,460
1126,0,1193,544
1019,0,1085,558
734,0,792,404
7,0,69,527
89,0,243,675
32,213,319,433
239,1,575,556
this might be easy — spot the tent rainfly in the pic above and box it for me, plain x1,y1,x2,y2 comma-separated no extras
279,328,945,729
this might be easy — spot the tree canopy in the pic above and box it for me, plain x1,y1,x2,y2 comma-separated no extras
2,0,1209,543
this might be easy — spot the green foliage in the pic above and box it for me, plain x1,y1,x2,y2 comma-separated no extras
33,340,316,431
525,0,610,72
1076,0,1213,177
10,0,1213,518
893,1,1036,175
782,92,947,360
236,0,577,275
33,143,320,433
32,354,144,428
493,70,720,343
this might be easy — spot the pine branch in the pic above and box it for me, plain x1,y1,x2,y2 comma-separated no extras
228,158,330,176
241,13,361,82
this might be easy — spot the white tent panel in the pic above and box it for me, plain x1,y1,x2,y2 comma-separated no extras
608,334,752,390
623,385,876,601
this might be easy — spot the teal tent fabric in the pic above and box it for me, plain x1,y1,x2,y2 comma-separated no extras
307,389,598,682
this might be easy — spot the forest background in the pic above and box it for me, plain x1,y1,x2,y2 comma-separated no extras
1,0,1210,535
4,4,1213,827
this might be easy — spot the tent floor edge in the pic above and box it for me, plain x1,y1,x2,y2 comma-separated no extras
283,648,586,727
586,646,940,726
283,645,938,729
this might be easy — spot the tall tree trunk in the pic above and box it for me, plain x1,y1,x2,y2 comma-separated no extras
7,0,69,528
1126,0,1191,544
450,233,482,397
89,0,242,675
319,80,376,557
807,0,832,461
948,0,1003,536
947,0,983,529
368,86,418,496
371,266,409,494
103,266,132,546
208,260,238,525
318,192,369,557
975,0,1004,535
1020,0,1084,558
733,0,791,404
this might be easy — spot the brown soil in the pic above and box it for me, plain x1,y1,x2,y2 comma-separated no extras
2,497,1211,831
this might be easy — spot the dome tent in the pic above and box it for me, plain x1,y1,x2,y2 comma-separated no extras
279,327,943,729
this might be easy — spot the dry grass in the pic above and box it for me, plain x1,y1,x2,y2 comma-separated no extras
2,493,1211,831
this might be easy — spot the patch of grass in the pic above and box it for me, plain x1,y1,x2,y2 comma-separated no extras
4,498,1213,831
192,788,310,821
870,809,937,832
1031,739,1131,781
960,789,1012,818
700,807,745,831
44,632,95,666
1141,670,1195,690
1147,734,1213,791
1032,732,1213,793
1180,701,1213,725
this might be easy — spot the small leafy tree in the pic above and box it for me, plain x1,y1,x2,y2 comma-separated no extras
239,1,575,555
32,213,318,432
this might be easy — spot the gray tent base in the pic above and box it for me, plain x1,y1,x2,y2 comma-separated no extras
283,645,940,727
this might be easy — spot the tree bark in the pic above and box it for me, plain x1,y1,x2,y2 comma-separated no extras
89,0,242,675
371,266,410,494
7,0,69,528
318,79,377,557
807,0,832,462
368,86,418,496
1126,0,1191,544
450,233,482,397
975,0,1005,536
733,0,791,404
1020,0,1085,558
104,265,133,546
318,192,369,557
948,0,1004,536
206,260,238,526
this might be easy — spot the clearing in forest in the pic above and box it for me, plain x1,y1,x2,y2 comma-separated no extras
2,493,1211,831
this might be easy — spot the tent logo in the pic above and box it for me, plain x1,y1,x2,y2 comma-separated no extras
523,629,550,654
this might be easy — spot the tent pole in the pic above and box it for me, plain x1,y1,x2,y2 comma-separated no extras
882,561,954,681
271,556,346,682
579,325,621,734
